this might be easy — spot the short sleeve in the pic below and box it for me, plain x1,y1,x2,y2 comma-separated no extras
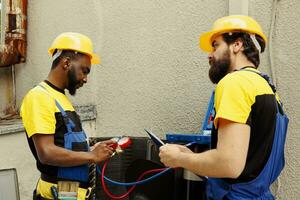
20,89,56,137
214,74,253,128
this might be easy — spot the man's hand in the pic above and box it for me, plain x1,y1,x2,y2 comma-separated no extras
90,140,116,163
159,144,193,168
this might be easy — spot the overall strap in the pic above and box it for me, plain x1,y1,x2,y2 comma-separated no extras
201,90,215,132
38,84,75,132
240,68,285,114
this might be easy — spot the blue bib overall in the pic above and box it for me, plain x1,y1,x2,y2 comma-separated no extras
55,101,90,183
39,85,90,183
206,71,289,200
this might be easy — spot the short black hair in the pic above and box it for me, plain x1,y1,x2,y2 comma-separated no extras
51,50,86,69
222,32,266,68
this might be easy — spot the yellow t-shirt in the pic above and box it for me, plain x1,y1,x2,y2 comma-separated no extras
20,81,75,137
212,67,279,183
20,81,88,199
214,68,275,127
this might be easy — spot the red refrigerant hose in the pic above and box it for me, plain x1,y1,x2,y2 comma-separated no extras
101,160,166,200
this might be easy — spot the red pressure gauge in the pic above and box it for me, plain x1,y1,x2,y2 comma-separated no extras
110,137,132,153
117,137,132,149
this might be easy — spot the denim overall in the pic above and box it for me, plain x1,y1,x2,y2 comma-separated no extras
39,85,90,183
206,70,289,200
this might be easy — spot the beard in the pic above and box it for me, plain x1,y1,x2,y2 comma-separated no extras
67,66,79,96
208,49,231,84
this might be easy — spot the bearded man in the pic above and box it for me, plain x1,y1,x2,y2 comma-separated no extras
159,15,289,200
21,32,116,200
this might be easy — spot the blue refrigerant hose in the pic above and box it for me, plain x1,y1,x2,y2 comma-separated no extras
97,141,197,186
96,165,172,186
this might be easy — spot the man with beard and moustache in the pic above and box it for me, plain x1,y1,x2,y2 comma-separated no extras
20,32,116,200
159,15,288,199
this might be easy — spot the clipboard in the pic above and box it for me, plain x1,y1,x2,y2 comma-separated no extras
144,129,165,147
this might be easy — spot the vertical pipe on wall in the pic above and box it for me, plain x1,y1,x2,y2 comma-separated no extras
268,0,278,87
11,64,16,110
269,3,281,198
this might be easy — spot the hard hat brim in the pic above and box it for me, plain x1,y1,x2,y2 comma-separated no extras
91,53,100,65
199,31,215,52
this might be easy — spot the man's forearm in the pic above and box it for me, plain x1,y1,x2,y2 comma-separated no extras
179,149,241,178
38,146,94,167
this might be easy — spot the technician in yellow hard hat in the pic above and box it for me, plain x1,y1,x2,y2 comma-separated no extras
159,15,288,199
20,32,116,200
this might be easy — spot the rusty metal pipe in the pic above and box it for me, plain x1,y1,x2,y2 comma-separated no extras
0,0,27,67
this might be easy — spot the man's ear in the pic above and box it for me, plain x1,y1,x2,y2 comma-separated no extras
233,39,244,53
62,57,71,70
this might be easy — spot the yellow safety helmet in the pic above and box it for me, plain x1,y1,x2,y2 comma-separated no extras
199,15,267,52
48,32,100,64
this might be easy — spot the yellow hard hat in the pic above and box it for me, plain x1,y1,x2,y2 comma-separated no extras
199,15,267,52
48,32,100,64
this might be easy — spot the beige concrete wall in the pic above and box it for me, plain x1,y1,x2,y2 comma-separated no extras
0,0,298,199
0,131,38,200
